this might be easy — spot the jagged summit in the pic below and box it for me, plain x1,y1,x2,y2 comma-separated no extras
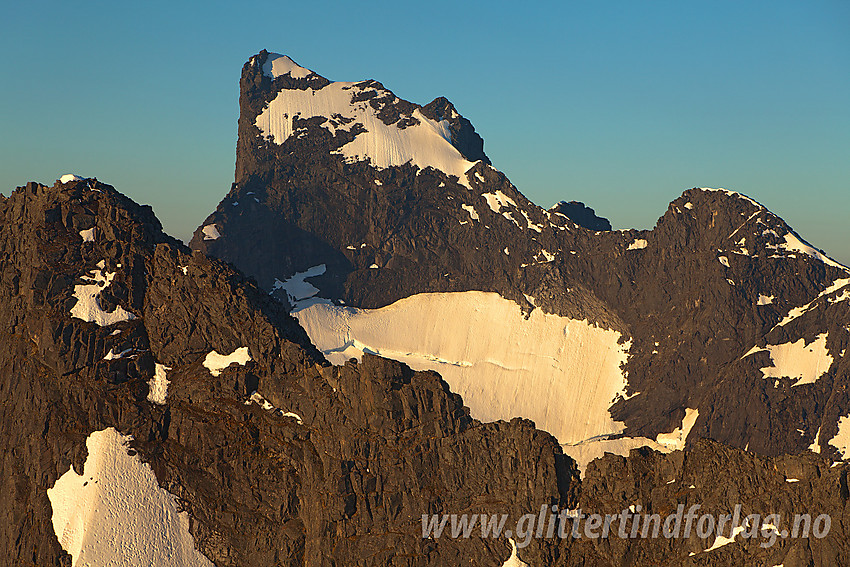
549,200,611,231
237,50,489,189
193,52,850,473
260,53,314,80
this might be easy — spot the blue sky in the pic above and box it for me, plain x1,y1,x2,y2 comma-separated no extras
3,1,848,263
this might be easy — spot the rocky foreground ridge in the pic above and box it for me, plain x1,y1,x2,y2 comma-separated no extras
4,175,850,566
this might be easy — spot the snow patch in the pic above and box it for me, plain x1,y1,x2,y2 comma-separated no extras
249,391,275,411
627,239,648,250
698,187,764,210
771,231,849,272
47,428,213,567
501,538,528,567
810,428,821,453
79,228,95,242
704,524,747,553
60,174,85,184
103,348,133,361
461,204,479,221
203,347,251,377
482,191,517,213
293,291,632,445
751,333,832,386
718,256,730,267
655,408,699,451
147,363,171,405
828,289,850,304
775,278,850,328
829,415,850,459
201,224,220,240
70,265,136,327
500,211,521,228
758,294,774,305
248,392,303,424
262,53,312,79
521,210,543,232
271,264,326,307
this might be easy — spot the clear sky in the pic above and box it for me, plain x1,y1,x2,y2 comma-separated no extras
3,1,848,263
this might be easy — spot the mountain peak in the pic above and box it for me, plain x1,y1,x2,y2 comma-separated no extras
549,200,611,231
260,52,314,80
236,50,489,187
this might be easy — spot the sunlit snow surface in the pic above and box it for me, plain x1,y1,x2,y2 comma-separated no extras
294,291,632,446
771,231,849,272
60,173,85,184
79,228,95,242
262,53,313,79
70,262,136,326
255,54,477,188
461,204,479,221
703,524,748,553
201,224,220,240
699,188,849,273
749,333,833,386
774,278,850,328
757,294,774,305
147,363,171,405
501,538,529,566
248,391,303,424
47,428,213,567
655,408,699,451
830,415,850,460
203,347,251,376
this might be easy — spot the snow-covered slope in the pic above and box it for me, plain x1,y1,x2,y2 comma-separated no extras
47,428,213,567
294,290,632,446
255,54,478,188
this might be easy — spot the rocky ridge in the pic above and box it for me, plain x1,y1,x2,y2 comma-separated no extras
192,51,850,462
0,178,571,566
5,175,850,566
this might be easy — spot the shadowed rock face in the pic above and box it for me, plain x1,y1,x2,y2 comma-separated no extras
549,200,612,231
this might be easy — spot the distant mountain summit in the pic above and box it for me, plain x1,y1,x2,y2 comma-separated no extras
192,51,850,468
549,200,612,231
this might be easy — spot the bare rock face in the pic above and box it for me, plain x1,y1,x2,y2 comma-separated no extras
0,178,574,566
549,200,612,231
